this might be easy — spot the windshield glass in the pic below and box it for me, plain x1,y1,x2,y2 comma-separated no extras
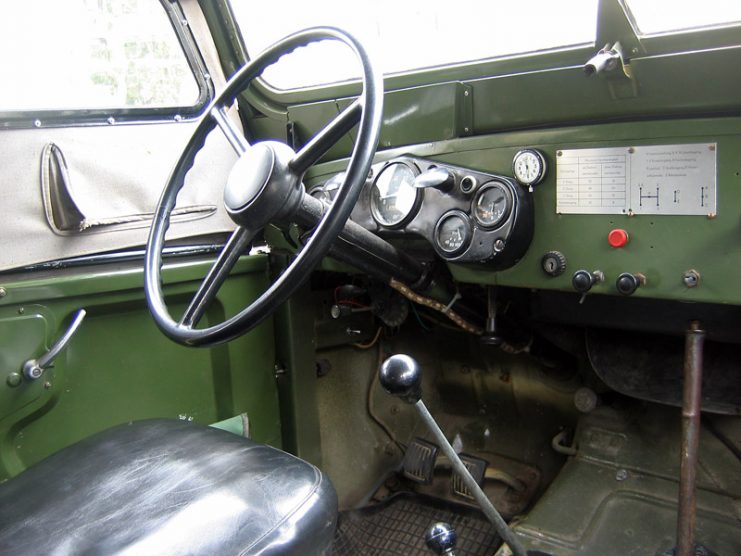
230,0,598,90
625,0,741,36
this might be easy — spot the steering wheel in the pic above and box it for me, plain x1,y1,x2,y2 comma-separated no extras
144,28,382,347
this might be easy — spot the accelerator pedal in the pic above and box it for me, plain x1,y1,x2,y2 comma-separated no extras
402,438,438,484
452,454,488,500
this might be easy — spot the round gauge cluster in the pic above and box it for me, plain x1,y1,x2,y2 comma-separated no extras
370,162,420,228
472,181,512,228
432,179,515,259
434,210,471,256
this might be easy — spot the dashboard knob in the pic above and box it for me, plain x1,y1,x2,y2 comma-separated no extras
572,269,603,293
414,167,455,191
542,251,567,277
616,272,644,295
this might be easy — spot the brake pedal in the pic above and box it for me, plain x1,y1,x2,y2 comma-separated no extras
402,438,438,484
451,454,487,500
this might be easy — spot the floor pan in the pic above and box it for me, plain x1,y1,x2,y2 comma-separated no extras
332,492,501,555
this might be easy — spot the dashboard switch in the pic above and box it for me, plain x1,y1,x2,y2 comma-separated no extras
572,269,604,293
608,228,629,248
616,272,645,295
414,167,455,191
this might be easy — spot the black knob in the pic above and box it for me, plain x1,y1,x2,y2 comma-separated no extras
425,522,457,555
572,270,596,293
379,354,422,404
616,272,642,295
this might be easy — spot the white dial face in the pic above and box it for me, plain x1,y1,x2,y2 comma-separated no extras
513,150,544,186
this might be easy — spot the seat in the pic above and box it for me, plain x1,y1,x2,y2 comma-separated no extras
0,419,338,555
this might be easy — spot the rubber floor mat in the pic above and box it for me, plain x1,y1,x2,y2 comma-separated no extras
332,493,501,555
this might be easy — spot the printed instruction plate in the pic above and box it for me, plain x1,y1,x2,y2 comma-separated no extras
556,143,716,215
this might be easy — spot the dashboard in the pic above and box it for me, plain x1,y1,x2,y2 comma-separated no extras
309,156,534,270
306,117,741,310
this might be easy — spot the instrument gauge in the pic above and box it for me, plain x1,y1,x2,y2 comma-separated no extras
472,181,512,229
434,211,472,257
512,148,547,188
370,162,420,228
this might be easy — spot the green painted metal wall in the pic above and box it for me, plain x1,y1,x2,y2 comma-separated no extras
0,256,281,480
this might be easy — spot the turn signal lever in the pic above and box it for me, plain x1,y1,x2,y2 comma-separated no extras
379,355,527,556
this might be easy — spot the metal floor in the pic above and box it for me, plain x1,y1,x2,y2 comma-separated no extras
332,493,501,556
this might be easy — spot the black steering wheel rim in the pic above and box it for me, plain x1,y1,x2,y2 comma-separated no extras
144,27,383,347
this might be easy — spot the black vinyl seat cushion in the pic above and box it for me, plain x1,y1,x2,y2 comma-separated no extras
0,419,338,555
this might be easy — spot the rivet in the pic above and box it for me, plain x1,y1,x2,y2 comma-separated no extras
616,469,629,481
464,127,470,133
464,90,469,97
557,151,563,157
17,307,24,315
43,381,52,390
6,373,22,387
628,147,635,154
0,287,6,298
709,144,716,151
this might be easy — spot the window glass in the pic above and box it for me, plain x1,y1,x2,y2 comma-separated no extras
0,0,200,111
625,0,741,36
230,0,599,90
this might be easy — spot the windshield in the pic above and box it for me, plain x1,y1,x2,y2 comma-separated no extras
230,0,599,90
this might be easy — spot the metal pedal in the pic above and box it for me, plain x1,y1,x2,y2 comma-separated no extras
402,438,438,484
451,454,487,500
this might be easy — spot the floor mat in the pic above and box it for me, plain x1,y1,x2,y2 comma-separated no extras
332,493,501,556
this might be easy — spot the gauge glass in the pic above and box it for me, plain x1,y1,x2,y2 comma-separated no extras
370,163,419,227
473,182,511,228
435,212,470,255
513,149,546,187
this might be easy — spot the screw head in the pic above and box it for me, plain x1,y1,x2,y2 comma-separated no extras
0,287,6,298
616,469,629,481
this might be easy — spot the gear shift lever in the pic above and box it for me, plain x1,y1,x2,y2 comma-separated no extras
379,354,527,556
425,522,457,555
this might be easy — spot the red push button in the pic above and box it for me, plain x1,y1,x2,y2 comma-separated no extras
608,229,629,248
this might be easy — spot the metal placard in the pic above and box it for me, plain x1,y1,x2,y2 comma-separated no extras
556,143,717,215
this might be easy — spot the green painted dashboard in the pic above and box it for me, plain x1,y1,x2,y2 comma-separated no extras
308,115,741,307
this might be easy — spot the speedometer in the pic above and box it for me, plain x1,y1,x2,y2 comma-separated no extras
370,162,420,228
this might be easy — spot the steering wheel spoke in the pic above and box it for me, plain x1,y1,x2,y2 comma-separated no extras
289,99,362,176
179,226,256,328
211,105,250,155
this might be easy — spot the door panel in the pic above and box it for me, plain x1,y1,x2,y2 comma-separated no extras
0,255,280,480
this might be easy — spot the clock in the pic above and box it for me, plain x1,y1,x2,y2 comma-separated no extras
512,148,547,189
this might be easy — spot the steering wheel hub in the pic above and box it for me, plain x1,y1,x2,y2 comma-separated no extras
223,140,302,228
224,143,274,211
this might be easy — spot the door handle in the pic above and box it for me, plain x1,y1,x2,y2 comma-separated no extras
22,309,86,380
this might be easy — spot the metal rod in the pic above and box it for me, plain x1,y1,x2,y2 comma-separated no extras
414,400,527,556
676,320,705,556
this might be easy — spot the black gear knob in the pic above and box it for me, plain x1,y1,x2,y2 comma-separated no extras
425,522,457,555
379,354,422,404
